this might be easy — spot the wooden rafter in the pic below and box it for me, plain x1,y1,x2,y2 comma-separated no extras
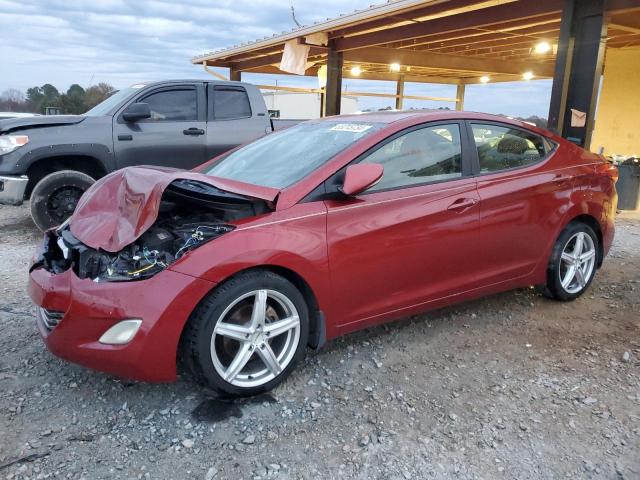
342,46,555,76
334,0,563,51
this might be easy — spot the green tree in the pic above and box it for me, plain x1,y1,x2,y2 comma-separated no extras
26,86,45,112
61,84,86,114
26,84,61,113
84,83,115,110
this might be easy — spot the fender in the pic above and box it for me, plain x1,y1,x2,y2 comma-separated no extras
168,202,338,337
17,143,115,175
530,188,607,283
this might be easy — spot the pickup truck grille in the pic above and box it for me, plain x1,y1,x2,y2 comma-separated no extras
40,308,64,331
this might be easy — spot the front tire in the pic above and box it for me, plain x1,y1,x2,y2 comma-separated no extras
181,270,309,397
545,222,599,301
29,170,95,231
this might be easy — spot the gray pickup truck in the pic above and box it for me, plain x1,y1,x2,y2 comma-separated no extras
0,79,289,230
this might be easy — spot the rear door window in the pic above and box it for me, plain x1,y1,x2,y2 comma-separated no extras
471,123,547,173
212,87,252,120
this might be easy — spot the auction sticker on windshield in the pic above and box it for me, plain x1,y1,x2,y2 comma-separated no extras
329,123,372,133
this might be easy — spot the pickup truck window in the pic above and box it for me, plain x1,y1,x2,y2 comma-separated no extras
213,87,252,120
205,121,383,189
142,88,197,121
85,87,138,116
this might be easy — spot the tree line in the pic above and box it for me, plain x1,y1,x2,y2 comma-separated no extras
0,83,115,115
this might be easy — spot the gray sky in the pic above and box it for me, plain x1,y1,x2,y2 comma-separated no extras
0,0,552,117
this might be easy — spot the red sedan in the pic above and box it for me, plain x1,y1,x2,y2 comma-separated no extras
28,111,618,397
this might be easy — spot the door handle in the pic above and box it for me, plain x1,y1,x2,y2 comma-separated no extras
447,198,478,211
117,134,132,141
183,128,205,136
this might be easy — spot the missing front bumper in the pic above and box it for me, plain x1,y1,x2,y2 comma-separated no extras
0,174,28,205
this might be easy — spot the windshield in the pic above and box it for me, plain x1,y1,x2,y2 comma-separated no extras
84,86,143,116
205,121,382,189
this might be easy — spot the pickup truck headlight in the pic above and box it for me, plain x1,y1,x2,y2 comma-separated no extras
0,135,29,154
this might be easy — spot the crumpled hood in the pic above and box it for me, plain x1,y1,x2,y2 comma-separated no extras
0,115,85,134
69,166,279,252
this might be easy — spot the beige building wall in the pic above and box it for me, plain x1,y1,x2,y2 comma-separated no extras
262,92,358,119
591,46,640,157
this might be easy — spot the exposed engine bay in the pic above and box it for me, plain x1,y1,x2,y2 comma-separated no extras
33,179,271,281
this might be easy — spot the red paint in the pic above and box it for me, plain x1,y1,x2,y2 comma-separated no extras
341,163,384,195
29,111,617,382
70,165,279,252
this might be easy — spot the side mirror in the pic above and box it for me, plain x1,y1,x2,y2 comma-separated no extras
340,163,384,196
122,102,151,122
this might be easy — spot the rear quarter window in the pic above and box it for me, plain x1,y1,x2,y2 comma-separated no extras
471,123,549,173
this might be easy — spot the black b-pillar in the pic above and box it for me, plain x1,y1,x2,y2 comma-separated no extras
547,0,607,149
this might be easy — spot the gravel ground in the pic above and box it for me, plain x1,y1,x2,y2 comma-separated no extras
0,204,639,480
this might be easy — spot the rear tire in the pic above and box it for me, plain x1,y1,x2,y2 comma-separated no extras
180,270,309,397
29,170,94,231
545,222,599,301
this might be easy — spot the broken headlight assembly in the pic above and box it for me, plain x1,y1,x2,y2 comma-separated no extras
36,218,235,282
32,178,273,282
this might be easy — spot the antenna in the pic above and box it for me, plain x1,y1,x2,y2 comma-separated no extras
290,1,301,27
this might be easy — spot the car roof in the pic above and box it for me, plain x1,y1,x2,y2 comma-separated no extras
131,79,245,88
323,110,533,127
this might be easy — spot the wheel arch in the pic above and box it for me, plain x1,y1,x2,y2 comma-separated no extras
178,264,326,357
563,213,604,267
25,155,109,197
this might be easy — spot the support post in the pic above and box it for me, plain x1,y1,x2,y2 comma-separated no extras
547,0,607,149
229,68,242,82
395,74,405,110
455,84,466,111
324,47,343,117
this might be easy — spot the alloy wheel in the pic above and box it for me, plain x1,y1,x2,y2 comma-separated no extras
210,289,301,388
46,185,84,223
559,232,596,294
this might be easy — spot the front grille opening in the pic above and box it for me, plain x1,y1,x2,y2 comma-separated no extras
40,308,64,330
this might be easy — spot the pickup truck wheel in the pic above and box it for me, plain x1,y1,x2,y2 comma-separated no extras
30,170,95,231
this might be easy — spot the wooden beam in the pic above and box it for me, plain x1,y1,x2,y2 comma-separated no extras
342,90,457,102
425,25,561,54
325,48,343,116
461,73,542,83
229,68,241,81
342,46,555,77
343,70,461,84
230,48,326,71
330,0,518,39
388,13,561,50
606,0,640,13
455,84,466,110
609,22,640,34
256,85,320,94
334,0,563,51
202,63,228,80
395,74,405,109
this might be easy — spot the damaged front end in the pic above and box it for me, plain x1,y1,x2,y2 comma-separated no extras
32,179,270,282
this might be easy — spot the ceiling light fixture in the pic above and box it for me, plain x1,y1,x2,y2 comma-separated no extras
480,75,490,84
389,63,401,72
523,71,534,81
350,66,362,76
533,41,552,55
